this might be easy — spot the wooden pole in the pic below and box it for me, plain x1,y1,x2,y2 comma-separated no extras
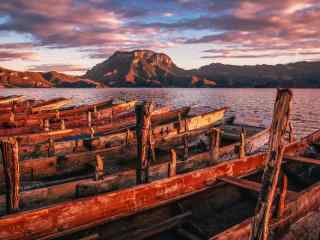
55,110,60,120
9,111,15,124
87,111,92,127
169,149,177,177
44,119,50,131
0,138,20,213
288,121,295,143
277,174,288,218
60,119,65,130
149,131,156,162
250,89,293,240
239,128,246,158
183,134,189,161
48,138,55,157
135,101,153,184
94,154,104,181
210,128,220,162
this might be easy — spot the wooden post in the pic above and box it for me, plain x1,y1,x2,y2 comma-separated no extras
48,138,55,157
149,131,156,162
239,128,246,158
288,121,295,143
250,89,293,240
12,102,16,113
94,154,104,181
183,134,189,161
0,138,20,213
87,111,92,127
210,128,220,162
55,110,60,120
277,174,288,218
169,149,177,177
60,119,65,130
90,127,95,139
44,119,50,131
135,101,153,185
9,111,15,124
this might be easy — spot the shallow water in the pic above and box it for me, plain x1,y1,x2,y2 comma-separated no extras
1,88,319,138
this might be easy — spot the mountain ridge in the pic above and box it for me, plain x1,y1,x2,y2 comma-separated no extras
1,50,320,88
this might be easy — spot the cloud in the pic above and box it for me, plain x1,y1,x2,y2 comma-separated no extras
0,0,320,65
27,64,87,73
0,51,38,61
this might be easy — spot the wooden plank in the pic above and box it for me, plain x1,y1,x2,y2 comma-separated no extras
284,155,320,165
218,176,297,199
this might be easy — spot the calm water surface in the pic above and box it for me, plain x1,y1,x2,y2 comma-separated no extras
1,88,319,138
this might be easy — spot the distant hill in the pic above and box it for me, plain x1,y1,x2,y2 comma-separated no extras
0,67,104,88
84,50,215,87
193,61,320,88
1,50,320,88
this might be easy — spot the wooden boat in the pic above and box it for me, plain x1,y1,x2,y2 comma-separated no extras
0,117,269,213
16,118,269,181
30,97,72,113
0,126,316,240
0,95,25,105
0,99,115,125
15,107,224,159
0,100,138,137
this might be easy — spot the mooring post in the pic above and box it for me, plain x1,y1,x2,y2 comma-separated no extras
135,101,153,184
239,128,246,158
210,128,220,162
183,134,189,161
44,119,50,131
9,111,15,124
55,110,60,120
0,138,20,213
169,149,177,177
87,111,92,127
94,154,104,181
60,119,65,130
277,174,288,218
250,89,293,240
288,121,295,143
48,138,55,157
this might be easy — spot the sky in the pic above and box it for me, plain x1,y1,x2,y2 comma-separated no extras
0,0,320,75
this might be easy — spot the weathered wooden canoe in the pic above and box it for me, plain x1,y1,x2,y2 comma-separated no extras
0,95,25,105
30,98,72,113
0,115,266,182
16,107,224,158
0,128,315,240
0,151,268,239
0,118,269,215
0,100,139,138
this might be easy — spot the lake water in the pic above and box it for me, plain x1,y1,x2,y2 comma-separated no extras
1,88,319,138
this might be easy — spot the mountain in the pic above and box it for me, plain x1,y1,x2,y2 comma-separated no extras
0,67,104,88
84,50,215,87
1,50,320,88
193,61,320,88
